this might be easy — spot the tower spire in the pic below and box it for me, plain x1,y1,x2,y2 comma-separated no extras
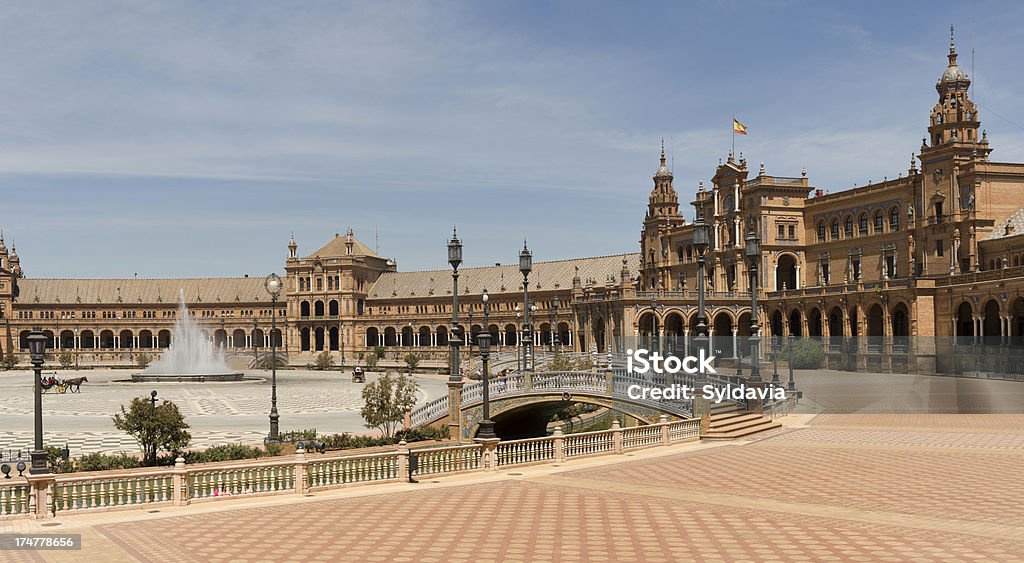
948,24,957,66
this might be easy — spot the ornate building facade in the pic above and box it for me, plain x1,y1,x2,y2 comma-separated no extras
3,30,1024,374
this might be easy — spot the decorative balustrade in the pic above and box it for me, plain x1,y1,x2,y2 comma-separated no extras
52,471,173,513
668,420,701,442
562,429,614,458
622,425,663,450
411,395,449,427
496,436,555,467
0,482,32,518
307,452,398,489
5,417,717,521
410,444,482,477
189,461,295,501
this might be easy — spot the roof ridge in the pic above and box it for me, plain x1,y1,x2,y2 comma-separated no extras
376,252,640,276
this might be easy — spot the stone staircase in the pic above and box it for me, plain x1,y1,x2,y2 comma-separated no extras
702,402,781,439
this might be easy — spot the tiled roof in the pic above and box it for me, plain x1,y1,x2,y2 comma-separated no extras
986,205,1024,240
15,278,274,306
368,254,640,300
305,233,380,259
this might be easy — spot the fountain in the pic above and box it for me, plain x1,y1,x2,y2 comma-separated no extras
132,290,244,382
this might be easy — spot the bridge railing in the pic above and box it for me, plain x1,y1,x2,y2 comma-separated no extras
4,417,709,520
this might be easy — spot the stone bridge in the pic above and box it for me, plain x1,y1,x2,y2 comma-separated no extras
411,370,744,441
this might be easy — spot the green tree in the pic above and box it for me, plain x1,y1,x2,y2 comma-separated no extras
360,373,419,437
112,397,191,466
314,351,335,370
135,352,151,369
58,352,74,369
403,352,420,372
373,346,386,360
4,352,18,370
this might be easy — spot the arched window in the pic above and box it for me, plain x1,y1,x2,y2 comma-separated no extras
889,207,900,231
874,210,884,232
858,213,868,236
830,219,840,240
844,216,853,238
817,222,826,242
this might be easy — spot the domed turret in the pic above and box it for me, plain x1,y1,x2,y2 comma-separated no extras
937,26,969,87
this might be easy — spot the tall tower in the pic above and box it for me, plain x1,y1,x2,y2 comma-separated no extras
640,142,684,290
917,26,992,275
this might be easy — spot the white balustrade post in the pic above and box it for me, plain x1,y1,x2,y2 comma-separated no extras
659,414,670,445
475,437,500,471
294,446,307,495
553,426,565,463
172,456,189,506
611,420,623,454
397,440,411,482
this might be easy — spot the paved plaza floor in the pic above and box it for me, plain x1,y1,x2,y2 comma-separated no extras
3,412,1024,562
0,369,447,455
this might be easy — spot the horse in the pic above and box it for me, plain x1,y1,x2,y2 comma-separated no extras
64,376,88,393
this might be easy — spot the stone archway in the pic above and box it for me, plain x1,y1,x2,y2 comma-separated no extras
776,254,798,291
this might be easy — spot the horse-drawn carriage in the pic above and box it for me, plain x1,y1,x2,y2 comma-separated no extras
39,373,87,394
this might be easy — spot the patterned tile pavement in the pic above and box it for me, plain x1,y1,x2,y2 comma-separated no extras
4,414,1024,562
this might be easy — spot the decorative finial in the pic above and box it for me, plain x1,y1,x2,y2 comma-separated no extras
698,181,705,192
759,162,765,175
660,138,665,164
950,25,955,53
801,166,807,177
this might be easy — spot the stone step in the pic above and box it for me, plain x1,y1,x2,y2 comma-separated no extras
702,419,782,439
709,410,753,424
708,413,767,433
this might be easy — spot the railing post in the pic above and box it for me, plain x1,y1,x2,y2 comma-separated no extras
659,415,670,445
26,475,53,519
172,456,189,506
524,371,532,392
611,420,623,454
396,440,410,482
294,445,307,495
475,437,500,471
606,370,614,395
553,426,565,463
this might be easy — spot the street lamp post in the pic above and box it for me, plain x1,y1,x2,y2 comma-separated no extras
552,294,560,353
265,273,282,440
448,228,463,382
477,290,496,439
27,331,49,474
252,317,258,365
529,303,537,370
745,230,762,382
515,306,522,372
649,295,660,354
520,240,533,372
692,213,711,361
149,390,158,465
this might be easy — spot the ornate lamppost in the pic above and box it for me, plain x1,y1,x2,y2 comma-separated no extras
252,317,259,363
520,240,533,372
477,290,496,439
27,330,49,474
515,305,522,372
264,273,282,440
746,230,762,382
448,228,463,382
649,295,660,354
692,213,711,360
552,294,560,353
149,390,159,465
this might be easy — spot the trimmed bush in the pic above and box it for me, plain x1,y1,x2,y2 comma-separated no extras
782,338,825,369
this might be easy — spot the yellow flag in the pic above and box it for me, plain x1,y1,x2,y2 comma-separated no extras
733,118,748,135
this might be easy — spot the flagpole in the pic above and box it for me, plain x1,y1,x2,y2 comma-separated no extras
731,116,735,157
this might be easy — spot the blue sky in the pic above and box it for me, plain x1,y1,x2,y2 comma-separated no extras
2,1,1023,278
